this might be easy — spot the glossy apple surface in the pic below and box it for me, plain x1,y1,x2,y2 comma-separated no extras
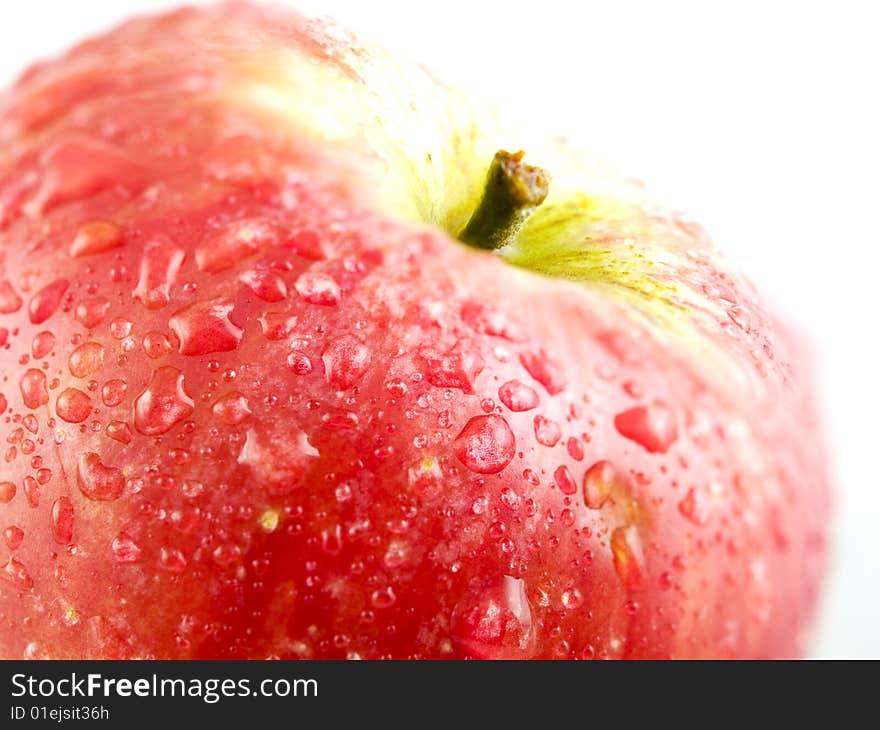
0,4,828,658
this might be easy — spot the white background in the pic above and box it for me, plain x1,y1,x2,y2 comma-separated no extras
1,0,877,657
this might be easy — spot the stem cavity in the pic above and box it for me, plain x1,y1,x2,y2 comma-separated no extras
459,150,550,250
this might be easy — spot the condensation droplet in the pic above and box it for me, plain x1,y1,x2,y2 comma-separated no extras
323,336,371,390
28,278,68,324
109,318,132,339
134,366,194,436
20,369,49,409
142,331,174,359
169,297,243,356
286,351,312,375
76,452,124,501
56,388,92,423
582,460,628,510
70,220,123,257
453,414,516,474
420,348,481,393
533,415,561,447
31,331,55,359
195,217,279,273
553,465,577,495
498,380,539,412
678,487,710,526
101,379,128,407
159,546,187,573
51,496,74,545
294,270,340,305
258,311,298,341
212,392,252,425
1,557,34,591
74,297,110,329
519,349,567,395
611,525,643,588
3,526,24,550
105,420,132,444
0,280,23,313
370,586,396,609
451,575,534,659
561,587,584,609
68,341,105,378
239,267,287,302
614,403,678,454
0,481,16,503
132,237,185,310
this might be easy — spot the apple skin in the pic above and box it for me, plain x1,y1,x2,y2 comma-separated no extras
0,4,829,659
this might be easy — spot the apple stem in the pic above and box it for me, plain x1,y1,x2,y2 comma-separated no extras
459,150,550,250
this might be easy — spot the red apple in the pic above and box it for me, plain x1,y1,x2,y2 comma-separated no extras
0,3,829,659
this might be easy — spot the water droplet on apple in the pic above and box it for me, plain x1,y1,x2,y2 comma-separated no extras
614,403,678,453
582,460,627,509
0,279,23,313
74,297,111,328
451,576,534,659
25,138,143,215
519,349,566,395
106,420,132,444
566,436,584,461
1,557,34,591
294,270,340,305
212,392,252,425
109,317,132,339
196,217,280,273
56,387,92,423
142,331,174,358
533,415,561,447
77,453,124,501
132,237,185,310
561,587,584,609
420,348,481,393
239,267,287,302
385,378,407,398
287,229,325,260
31,331,55,359
320,525,343,555
23,476,40,508
134,366,194,435
727,305,752,332
554,465,577,495
68,341,105,378
28,278,68,324
286,351,312,375
169,297,243,355
370,586,396,609
3,526,24,550
611,525,643,588
101,379,128,407
678,487,710,525
51,496,74,544
258,311,298,340
323,336,371,390
212,542,242,567
159,546,187,573
498,379,539,412
20,369,48,409
70,220,123,257
453,414,516,474
0,481,16,503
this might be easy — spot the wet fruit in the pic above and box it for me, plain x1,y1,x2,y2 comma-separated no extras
0,4,829,659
